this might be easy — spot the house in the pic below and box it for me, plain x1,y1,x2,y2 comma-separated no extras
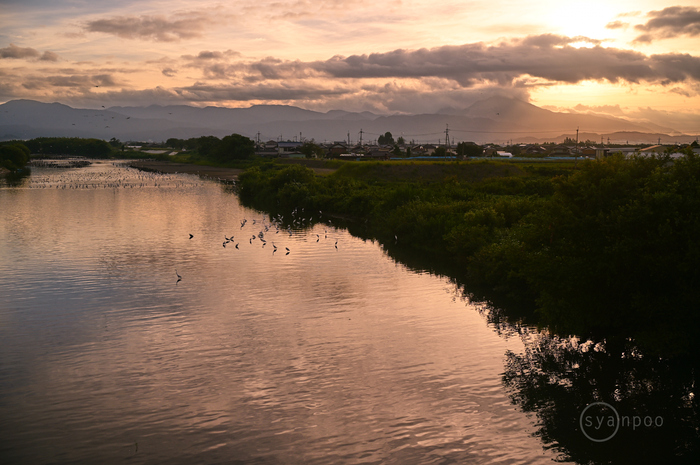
326,143,349,158
366,149,391,160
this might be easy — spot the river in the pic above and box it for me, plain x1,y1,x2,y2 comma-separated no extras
0,161,561,464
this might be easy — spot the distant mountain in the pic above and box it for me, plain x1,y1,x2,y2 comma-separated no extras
0,97,694,144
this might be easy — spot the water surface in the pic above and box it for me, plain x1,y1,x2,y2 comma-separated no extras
0,162,557,464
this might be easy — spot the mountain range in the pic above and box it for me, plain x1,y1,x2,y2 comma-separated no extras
0,97,696,145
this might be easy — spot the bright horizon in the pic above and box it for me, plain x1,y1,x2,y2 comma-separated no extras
1,0,700,132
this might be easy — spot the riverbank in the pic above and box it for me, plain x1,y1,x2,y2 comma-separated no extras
236,155,700,356
126,160,243,181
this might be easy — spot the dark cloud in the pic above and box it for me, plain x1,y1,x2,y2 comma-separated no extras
0,43,40,59
0,44,59,61
162,68,177,77
84,13,215,42
230,35,700,87
634,6,700,43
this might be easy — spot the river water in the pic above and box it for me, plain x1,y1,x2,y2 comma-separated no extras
0,161,558,464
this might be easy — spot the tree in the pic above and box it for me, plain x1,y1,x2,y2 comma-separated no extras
300,142,325,159
378,132,394,145
456,142,483,158
195,136,221,158
212,134,255,162
0,143,30,171
397,136,405,145
433,146,447,157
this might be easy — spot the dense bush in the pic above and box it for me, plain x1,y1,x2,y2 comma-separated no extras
24,137,113,157
237,155,700,355
0,143,30,171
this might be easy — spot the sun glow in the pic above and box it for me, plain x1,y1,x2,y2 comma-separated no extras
546,0,618,40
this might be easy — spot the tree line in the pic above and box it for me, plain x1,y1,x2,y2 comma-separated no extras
165,135,255,163
236,154,700,357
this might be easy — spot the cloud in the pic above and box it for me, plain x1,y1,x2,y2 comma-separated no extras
20,73,118,90
83,12,218,42
221,35,700,87
0,44,60,61
0,43,40,59
40,51,59,62
573,104,626,116
634,6,700,43
178,81,352,103
605,21,628,30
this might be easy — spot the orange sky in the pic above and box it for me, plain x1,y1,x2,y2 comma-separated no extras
1,1,699,131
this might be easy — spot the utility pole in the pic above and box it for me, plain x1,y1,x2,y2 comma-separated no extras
347,131,350,146
444,124,450,160
359,129,363,146
575,126,579,168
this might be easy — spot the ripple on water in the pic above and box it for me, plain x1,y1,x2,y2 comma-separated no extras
0,162,553,464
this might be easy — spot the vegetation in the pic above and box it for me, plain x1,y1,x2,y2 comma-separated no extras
300,141,325,159
0,142,31,171
237,155,700,356
456,141,483,157
377,132,394,145
24,137,113,158
13,135,257,167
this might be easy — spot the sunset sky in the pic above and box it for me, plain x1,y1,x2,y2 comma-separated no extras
1,0,699,130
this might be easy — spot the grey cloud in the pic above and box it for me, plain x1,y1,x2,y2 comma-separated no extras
0,44,59,61
40,51,59,62
287,37,700,86
634,6,700,43
520,34,602,47
182,50,241,61
162,68,177,77
0,43,40,59
181,35,700,90
21,73,117,90
178,82,352,102
84,13,213,42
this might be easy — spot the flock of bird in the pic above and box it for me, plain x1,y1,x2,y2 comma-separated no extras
176,209,341,284
21,162,205,190
6,160,344,286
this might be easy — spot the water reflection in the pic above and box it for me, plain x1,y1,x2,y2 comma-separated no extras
0,162,554,464
238,175,700,464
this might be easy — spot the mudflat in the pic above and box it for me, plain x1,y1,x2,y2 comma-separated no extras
127,160,242,181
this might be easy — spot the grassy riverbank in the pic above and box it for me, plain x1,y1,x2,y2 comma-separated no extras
238,156,700,356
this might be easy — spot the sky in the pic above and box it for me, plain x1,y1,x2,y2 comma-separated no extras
1,0,699,131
